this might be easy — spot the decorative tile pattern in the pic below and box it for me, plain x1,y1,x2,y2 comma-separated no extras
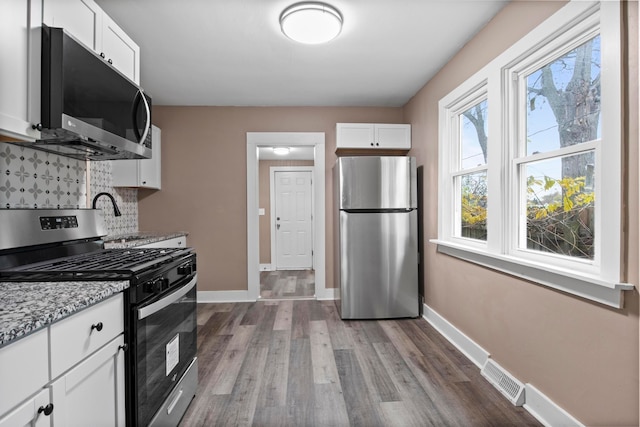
89,161,138,235
0,143,139,236
0,143,87,209
0,280,129,347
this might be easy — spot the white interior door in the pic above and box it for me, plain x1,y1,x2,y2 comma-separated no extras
274,171,313,269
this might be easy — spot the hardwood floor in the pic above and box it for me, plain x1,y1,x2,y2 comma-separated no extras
260,270,315,299
180,301,541,427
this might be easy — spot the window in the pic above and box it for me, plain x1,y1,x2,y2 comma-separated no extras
455,97,488,242
436,1,630,307
513,32,601,270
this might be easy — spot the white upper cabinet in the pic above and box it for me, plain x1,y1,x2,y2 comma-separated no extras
113,125,162,189
0,0,42,141
336,123,411,150
43,0,140,83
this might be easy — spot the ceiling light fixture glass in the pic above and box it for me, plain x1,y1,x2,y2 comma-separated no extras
280,2,343,44
273,147,291,155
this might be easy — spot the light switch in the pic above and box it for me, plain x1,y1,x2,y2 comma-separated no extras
258,208,265,216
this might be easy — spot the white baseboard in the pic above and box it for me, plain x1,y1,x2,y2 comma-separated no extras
197,290,255,303
259,264,273,271
316,287,338,300
422,303,489,369
423,303,582,427
524,384,584,427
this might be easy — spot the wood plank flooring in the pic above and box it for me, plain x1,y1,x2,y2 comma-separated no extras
260,270,315,299
181,300,541,427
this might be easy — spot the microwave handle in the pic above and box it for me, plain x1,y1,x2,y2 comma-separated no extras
138,90,151,145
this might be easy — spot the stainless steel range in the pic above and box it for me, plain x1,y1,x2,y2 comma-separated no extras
0,209,198,427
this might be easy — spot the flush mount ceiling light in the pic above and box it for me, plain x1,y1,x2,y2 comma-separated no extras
280,2,343,44
273,147,291,155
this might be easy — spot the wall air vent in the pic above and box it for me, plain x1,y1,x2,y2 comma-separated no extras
480,358,525,406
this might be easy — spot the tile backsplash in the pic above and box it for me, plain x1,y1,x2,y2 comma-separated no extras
89,161,138,235
0,142,137,236
0,142,86,209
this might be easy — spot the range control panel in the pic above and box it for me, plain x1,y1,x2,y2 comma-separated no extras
40,215,79,230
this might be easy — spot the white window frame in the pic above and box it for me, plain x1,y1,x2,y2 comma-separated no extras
434,1,633,308
440,82,489,250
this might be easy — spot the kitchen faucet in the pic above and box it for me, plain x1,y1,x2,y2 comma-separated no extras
92,192,122,217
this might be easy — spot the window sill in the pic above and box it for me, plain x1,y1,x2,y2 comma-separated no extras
430,239,635,309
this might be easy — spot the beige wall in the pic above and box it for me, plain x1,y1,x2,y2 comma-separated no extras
139,107,403,292
138,2,639,424
258,159,314,264
403,1,639,426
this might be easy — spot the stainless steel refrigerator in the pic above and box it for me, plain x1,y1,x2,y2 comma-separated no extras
334,156,419,319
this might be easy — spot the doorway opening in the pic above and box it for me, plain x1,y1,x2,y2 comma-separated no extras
260,270,315,299
246,132,326,301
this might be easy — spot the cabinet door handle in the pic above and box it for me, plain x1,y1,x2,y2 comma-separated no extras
38,403,54,416
118,343,128,352
100,52,105,58
108,58,113,65
91,322,104,332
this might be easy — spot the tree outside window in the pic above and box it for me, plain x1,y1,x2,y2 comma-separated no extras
522,35,600,259
457,99,488,241
460,36,600,259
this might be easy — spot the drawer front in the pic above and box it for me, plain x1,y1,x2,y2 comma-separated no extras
0,388,51,427
50,294,124,379
138,236,186,249
0,328,49,415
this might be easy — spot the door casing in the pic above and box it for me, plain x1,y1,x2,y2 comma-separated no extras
246,132,326,300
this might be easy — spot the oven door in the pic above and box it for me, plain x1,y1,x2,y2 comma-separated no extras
133,273,197,427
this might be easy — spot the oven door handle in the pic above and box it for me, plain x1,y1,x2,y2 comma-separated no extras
138,274,197,320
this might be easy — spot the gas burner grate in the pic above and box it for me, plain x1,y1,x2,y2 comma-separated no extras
0,247,192,280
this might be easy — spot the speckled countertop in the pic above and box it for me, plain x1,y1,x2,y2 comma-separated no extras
0,281,129,348
103,231,188,249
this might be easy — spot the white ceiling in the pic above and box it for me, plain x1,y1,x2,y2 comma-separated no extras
95,0,508,107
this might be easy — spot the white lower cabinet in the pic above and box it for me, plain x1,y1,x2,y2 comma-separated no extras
0,389,51,427
138,235,186,249
50,335,125,427
0,328,49,416
49,293,124,379
0,294,125,426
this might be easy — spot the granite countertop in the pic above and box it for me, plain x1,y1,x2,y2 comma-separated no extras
103,231,188,249
0,281,129,348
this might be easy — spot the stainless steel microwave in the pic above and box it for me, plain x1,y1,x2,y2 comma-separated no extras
33,25,152,161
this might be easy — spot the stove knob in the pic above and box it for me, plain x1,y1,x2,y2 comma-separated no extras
144,279,162,294
177,264,192,275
